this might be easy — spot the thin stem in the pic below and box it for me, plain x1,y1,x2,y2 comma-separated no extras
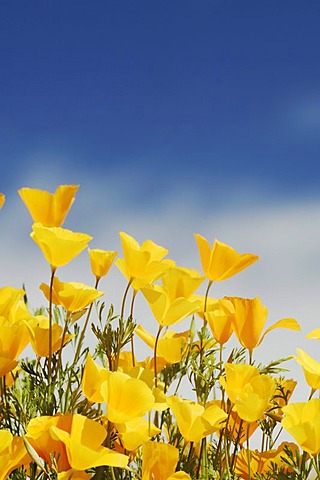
48,266,56,387
130,290,137,367
154,325,163,388
246,423,251,480
74,277,100,364
120,279,132,320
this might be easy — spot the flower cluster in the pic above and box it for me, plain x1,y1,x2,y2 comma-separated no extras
0,185,319,479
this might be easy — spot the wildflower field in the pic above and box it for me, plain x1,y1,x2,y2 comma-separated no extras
1,185,320,480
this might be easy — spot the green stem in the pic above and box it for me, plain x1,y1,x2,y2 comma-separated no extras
154,325,163,388
246,423,251,480
120,279,132,320
48,266,56,388
74,277,100,364
130,290,137,367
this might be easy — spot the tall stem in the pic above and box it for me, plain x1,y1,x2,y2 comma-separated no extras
48,266,56,386
73,277,100,364
154,325,163,388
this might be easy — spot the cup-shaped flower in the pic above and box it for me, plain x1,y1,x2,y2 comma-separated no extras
135,324,189,364
0,321,29,376
282,398,320,454
25,316,74,357
194,233,259,282
142,442,191,480
88,248,117,280
116,418,161,451
0,193,5,210
220,363,275,423
0,286,26,320
40,277,104,313
167,396,227,443
0,430,30,480
116,232,170,290
203,298,234,345
26,413,128,471
19,184,79,227
226,296,300,354
234,442,298,479
82,354,155,423
294,348,320,391
162,266,204,302
141,285,199,327
31,223,92,270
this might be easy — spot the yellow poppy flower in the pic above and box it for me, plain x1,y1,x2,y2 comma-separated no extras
162,266,204,302
31,223,92,269
220,363,275,423
82,354,155,423
116,231,170,290
194,233,259,282
203,298,234,345
0,430,30,480
26,413,128,471
282,399,320,454
88,248,117,279
226,296,300,354
0,321,29,377
135,324,189,364
167,396,227,442
295,348,320,391
0,286,26,320
142,442,191,480
234,441,298,479
39,277,103,313
19,184,79,227
0,193,5,210
141,285,199,327
25,315,74,357
115,418,161,451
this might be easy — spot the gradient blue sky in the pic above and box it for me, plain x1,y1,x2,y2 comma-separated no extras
2,1,320,401
2,1,320,203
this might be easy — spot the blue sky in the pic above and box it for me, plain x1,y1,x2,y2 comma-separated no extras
1,1,320,401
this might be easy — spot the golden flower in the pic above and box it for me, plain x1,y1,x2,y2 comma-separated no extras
295,348,320,391
194,233,259,282
26,413,128,472
19,184,79,227
88,248,117,279
116,418,161,451
282,399,320,454
0,430,30,480
25,315,74,357
220,363,275,423
142,442,191,480
204,298,234,345
0,286,26,320
0,320,29,377
31,223,92,270
82,354,155,423
0,193,5,210
234,441,297,479
141,284,199,327
135,324,189,364
226,296,300,354
116,231,170,291
40,277,103,313
167,396,227,443
162,266,204,302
